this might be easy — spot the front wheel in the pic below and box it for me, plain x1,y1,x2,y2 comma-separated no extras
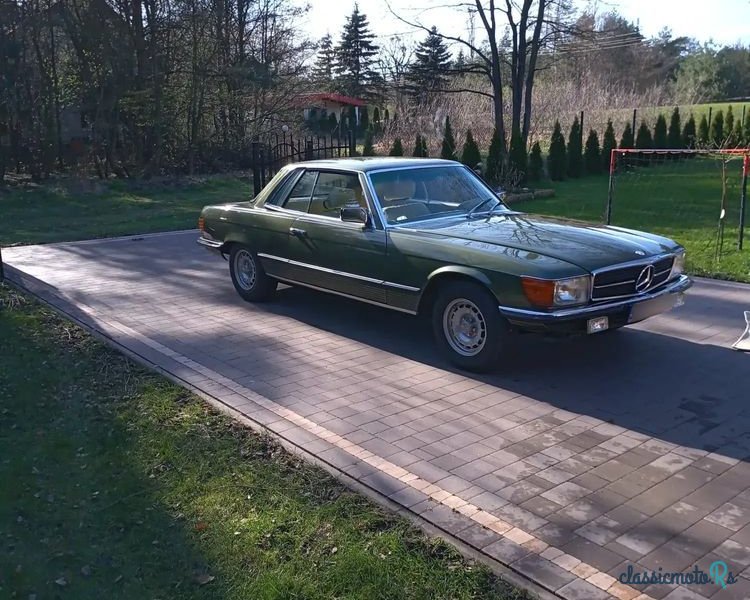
431,281,509,372
229,245,277,302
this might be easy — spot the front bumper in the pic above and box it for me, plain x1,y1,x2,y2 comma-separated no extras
197,236,224,255
499,274,692,333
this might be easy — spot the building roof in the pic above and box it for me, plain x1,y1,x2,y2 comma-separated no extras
286,157,459,173
298,92,368,108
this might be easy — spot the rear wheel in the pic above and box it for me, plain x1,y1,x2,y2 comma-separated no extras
229,245,277,302
431,281,509,372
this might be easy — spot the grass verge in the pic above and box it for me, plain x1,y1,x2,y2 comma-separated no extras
0,282,529,600
0,175,249,245
522,157,749,283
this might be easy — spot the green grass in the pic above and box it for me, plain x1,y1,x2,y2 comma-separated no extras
0,175,249,245
523,157,750,283
0,283,529,600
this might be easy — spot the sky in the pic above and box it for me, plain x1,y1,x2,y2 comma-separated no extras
297,0,750,49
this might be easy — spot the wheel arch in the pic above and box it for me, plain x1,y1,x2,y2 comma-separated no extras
417,266,498,315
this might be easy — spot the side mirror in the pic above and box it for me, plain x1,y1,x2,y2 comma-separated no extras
340,205,369,226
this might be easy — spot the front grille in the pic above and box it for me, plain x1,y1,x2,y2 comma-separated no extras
591,256,674,301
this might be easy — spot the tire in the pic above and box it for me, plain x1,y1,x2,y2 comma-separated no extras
228,244,277,302
431,280,509,372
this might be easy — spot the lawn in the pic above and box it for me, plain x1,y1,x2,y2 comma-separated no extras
522,156,750,283
0,175,249,245
0,282,529,600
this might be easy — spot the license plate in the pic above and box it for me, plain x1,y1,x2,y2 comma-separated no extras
587,316,609,334
629,293,684,323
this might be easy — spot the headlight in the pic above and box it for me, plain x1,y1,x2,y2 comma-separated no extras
670,251,685,279
522,275,591,307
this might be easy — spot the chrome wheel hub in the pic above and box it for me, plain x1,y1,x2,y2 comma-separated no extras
234,249,257,290
443,298,487,357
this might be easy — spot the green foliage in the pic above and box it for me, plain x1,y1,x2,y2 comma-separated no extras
584,129,601,175
547,120,567,181
619,122,634,149
653,114,668,148
412,134,428,157
389,137,404,156
710,109,724,145
682,114,697,147
334,5,381,98
725,106,735,145
527,142,543,182
312,34,336,89
359,107,369,134
744,111,750,145
601,120,617,170
567,117,583,178
698,115,709,144
460,129,481,169
635,120,653,149
507,126,527,185
362,129,375,156
668,107,682,148
405,26,451,103
440,116,457,160
485,128,505,185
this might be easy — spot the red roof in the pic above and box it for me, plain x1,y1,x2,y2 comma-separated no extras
297,92,367,107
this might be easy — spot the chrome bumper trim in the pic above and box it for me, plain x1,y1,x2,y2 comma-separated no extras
499,274,692,322
196,236,223,250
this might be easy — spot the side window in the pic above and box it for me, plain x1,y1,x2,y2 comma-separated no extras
280,170,317,212
308,172,366,218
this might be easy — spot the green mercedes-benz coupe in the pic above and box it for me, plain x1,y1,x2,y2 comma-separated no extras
198,158,691,371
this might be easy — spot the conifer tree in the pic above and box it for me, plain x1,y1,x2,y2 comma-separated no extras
312,34,336,89
508,126,527,185
567,117,583,177
460,130,481,169
743,111,750,145
412,134,428,157
389,138,404,156
710,110,724,146
725,106,735,144
584,129,601,175
619,122,634,149
405,26,451,103
440,116,457,160
362,128,375,156
547,121,567,181
697,114,709,145
485,128,504,185
528,142,543,182
601,120,617,171
334,5,380,98
668,107,682,148
682,114,697,148
653,114,668,148
635,120,653,149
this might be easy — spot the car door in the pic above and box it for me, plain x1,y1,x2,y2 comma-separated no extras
285,170,389,304
253,169,318,281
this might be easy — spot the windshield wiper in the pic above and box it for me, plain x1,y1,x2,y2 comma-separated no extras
467,197,502,219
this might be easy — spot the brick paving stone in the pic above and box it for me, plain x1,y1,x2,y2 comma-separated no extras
8,235,750,600
512,553,576,591
483,537,531,564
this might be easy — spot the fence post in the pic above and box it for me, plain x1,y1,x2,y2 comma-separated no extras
0,245,4,282
708,106,713,129
606,149,618,225
631,109,636,138
348,129,355,156
305,138,313,161
251,139,261,197
739,154,748,251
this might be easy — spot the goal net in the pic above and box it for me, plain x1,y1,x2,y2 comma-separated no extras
606,149,749,274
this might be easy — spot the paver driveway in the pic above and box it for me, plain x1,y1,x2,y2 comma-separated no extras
5,231,750,600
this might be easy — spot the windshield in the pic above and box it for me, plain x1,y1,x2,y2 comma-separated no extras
368,165,509,225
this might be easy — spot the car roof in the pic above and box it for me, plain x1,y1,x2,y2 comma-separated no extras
286,157,461,173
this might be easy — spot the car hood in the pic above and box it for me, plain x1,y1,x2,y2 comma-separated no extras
405,212,679,271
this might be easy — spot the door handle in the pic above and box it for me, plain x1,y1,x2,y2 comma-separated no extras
289,227,307,237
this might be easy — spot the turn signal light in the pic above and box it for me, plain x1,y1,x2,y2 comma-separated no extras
198,216,205,231
521,277,555,307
